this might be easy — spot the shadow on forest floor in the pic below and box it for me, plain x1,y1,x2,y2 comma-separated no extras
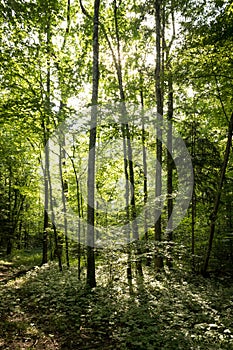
0,260,14,283
0,261,59,349
0,260,233,349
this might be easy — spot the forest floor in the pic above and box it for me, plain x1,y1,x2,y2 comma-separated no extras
0,254,233,350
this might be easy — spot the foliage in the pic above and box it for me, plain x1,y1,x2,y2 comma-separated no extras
0,259,233,349
0,0,232,347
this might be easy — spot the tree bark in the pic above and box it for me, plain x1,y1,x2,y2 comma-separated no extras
121,126,132,283
68,146,82,279
86,0,100,288
42,136,49,265
140,76,151,266
154,0,163,270
42,14,51,265
114,0,143,277
191,120,197,272
166,70,173,268
59,143,70,268
47,143,63,272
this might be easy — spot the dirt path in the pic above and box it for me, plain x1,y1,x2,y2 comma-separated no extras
0,261,60,350
0,261,14,283
0,262,36,285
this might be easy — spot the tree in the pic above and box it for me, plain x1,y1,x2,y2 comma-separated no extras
203,112,233,275
175,0,233,272
86,0,100,288
154,0,164,270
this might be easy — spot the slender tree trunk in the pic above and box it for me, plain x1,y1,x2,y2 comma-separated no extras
69,147,82,280
191,120,197,272
140,77,151,266
113,0,143,277
17,218,22,250
77,181,82,280
24,227,29,249
167,72,173,240
42,140,49,265
6,167,13,255
13,193,25,247
7,184,25,255
202,112,233,275
166,70,173,267
125,123,143,277
86,0,100,288
121,129,132,284
42,14,51,265
154,0,163,270
47,143,63,271
59,143,70,268
48,0,71,271
191,186,196,272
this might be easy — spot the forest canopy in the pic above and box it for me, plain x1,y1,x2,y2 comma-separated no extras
0,0,233,348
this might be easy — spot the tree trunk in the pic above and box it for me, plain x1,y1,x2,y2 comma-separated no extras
140,76,151,266
6,167,13,256
42,14,51,265
86,0,100,288
47,143,63,271
121,127,132,283
154,0,163,270
42,141,49,265
166,70,173,268
191,120,197,272
59,143,69,268
68,147,82,279
113,0,143,277
17,218,22,250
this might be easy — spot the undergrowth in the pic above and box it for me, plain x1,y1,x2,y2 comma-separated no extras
0,260,233,349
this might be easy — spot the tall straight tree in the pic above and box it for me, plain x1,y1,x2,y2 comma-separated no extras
165,4,176,266
59,143,70,268
191,119,197,272
166,69,173,266
86,0,100,288
140,74,151,266
154,0,163,270
42,11,52,265
113,0,143,277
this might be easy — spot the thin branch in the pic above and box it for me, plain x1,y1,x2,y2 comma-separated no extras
79,0,119,81
211,58,229,123
61,0,71,51
79,0,92,19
